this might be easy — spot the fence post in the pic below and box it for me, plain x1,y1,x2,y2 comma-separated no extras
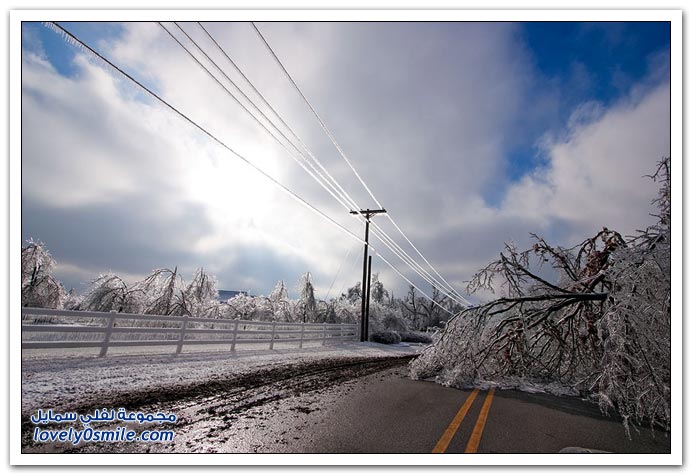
269,321,277,350
299,322,305,349
99,310,117,357
231,320,239,353
339,323,344,345
322,322,327,346
176,314,189,355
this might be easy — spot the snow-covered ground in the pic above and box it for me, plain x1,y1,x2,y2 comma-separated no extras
21,342,420,415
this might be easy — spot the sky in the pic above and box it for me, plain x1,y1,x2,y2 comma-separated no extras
20,20,671,301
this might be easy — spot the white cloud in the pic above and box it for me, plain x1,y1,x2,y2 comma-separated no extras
21,28,360,293
21,22,671,300
501,81,670,239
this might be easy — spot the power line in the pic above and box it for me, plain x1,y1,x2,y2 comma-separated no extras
324,243,355,302
173,22,467,306
369,223,467,304
251,21,470,307
337,245,363,299
240,23,467,305
373,253,454,316
158,22,356,215
196,21,359,217
45,21,459,316
45,21,363,247
384,214,468,302
251,21,382,210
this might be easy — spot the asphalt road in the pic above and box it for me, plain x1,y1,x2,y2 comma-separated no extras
277,365,670,454
28,356,670,454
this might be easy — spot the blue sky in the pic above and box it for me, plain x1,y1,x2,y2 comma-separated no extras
21,21,671,299
507,22,670,184
524,22,669,100
23,22,124,76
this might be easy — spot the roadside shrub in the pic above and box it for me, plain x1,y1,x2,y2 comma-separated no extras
370,331,401,345
381,314,407,332
399,331,433,344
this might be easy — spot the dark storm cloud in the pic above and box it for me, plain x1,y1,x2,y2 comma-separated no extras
21,194,215,289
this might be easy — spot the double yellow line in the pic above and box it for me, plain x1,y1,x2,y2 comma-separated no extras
432,387,496,454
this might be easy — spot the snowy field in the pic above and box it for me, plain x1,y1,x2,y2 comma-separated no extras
21,342,420,415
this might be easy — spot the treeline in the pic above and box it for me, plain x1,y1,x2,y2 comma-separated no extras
21,241,461,332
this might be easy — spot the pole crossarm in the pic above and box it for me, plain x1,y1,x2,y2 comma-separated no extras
350,209,387,220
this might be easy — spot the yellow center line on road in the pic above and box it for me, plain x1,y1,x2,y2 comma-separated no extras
432,388,479,453
464,387,496,453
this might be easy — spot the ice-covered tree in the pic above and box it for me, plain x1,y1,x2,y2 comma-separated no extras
81,274,143,313
297,272,317,323
177,268,220,317
226,294,261,320
334,295,358,323
595,159,671,431
270,280,288,303
370,273,388,304
320,300,339,323
411,157,672,432
21,239,64,309
344,282,361,305
61,288,84,310
369,301,407,333
139,267,182,315
269,280,292,321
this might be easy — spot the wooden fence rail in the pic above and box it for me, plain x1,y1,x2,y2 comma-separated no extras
21,308,358,356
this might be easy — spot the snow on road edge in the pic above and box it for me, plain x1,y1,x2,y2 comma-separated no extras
21,342,419,414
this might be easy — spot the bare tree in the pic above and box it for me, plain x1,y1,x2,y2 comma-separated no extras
402,285,421,330
420,286,447,329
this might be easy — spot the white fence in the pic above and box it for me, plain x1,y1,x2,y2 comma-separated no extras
21,308,358,356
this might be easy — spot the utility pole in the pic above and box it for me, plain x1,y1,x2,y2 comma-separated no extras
350,208,386,342
365,255,372,340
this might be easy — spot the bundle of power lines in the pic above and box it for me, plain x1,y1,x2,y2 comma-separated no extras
46,21,473,316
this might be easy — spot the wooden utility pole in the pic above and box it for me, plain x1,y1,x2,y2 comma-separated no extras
365,255,373,340
350,208,386,342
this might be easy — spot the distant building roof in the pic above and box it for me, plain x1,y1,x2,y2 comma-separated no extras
217,290,248,302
